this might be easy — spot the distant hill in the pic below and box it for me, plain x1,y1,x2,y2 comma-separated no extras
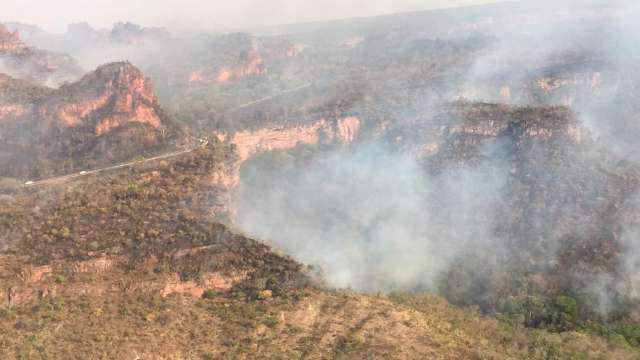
0,24,83,87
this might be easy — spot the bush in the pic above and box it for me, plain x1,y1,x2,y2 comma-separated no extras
548,295,579,332
202,289,218,300
508,294,580,332
616,323,640,347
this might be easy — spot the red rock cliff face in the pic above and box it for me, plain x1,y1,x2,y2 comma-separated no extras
0,62,177,179
208,117,361,215
39,62,162,135
386,102,582,161
0,24,27,52
0,74,51,123
470,69,605,107
215,116,362,162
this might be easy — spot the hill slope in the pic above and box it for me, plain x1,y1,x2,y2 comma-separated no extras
0,62,184,180
0,140,637,359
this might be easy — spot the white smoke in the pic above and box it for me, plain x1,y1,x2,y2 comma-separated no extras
234,141,507,291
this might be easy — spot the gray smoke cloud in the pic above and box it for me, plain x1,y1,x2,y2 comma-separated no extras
455,1,640,315
5,0,640,320
461,1,640,152
228,2,640,321
234,141,507,291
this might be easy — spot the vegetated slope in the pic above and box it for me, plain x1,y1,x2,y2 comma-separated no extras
147,32,315,130
0,62,185,180
0,140,636,359
0,24,83,87
403,102,640,334
233,101,640,346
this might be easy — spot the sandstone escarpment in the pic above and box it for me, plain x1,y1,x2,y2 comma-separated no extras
206,116,362,216
42,62,162,134
0,74,52,122
0,62,181,179
466,54,608,108
0,24,26,52
216,116,362,162
386,102,582,160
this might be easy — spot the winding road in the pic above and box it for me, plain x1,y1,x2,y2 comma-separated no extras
229,82,313,111
22,140,208,188
20,82,314,189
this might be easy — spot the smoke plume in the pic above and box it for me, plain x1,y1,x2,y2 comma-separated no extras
234,141,508,291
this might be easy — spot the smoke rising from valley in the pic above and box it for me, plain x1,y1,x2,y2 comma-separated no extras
234,141,508,291
224,1,640,319
5,0,640,325
8,1,640,356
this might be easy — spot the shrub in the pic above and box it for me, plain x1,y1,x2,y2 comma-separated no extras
616,323,640,347
202,289,217,300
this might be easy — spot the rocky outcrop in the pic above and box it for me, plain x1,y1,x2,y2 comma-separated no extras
1,62,162,134
216,116,362,162
381,102,583,163
218,49,266,83
207,116,361,216
0,62,180,179
42,62,162,133
286,43,306,57
0,25,26,52
469,61,607,107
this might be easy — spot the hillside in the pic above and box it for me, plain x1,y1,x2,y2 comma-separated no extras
232,101,640,346
0,62,185,180
3,1,640,358
0,140,637,359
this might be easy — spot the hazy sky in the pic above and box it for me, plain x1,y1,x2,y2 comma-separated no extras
4,0,501,32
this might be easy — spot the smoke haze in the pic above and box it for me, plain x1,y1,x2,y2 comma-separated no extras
5,0,640,323
235,141,508,291
4,0,502,32
224,1,640,318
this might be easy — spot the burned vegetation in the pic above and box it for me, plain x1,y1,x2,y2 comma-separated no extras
3,1,640,358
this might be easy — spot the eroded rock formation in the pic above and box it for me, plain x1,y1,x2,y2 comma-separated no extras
0,25,26,52
0,62,180,179
215,116,362,162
